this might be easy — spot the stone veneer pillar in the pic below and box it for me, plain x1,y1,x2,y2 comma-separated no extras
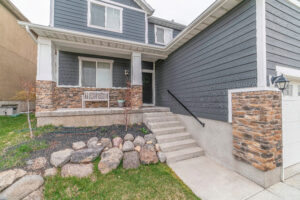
232,90,282,171
131,52,143,109
36,80,56,112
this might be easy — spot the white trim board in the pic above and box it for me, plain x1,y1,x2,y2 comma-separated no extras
276,66,300,78
101,0,146,13
256,0,267,88
227,87,279,123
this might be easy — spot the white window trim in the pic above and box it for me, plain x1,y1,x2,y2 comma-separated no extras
288,0,300,7
87,0,123,33
142,67,155,106
154,25,173,45
78,56,114,89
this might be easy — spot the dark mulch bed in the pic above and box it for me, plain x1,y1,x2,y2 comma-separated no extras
1,124,151,171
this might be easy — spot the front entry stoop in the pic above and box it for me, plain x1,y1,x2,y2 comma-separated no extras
143,111,204,164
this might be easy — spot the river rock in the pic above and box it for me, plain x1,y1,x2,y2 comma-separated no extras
87,137,99,148
112,137,123,147
23,186,44,200
0,175,44,200
122,141,134,152
61,163,94,178
72,141,86,150
124,134,134,141
70,148,103,163
98,148,123,174
140,144,158,164
144,134,157,145
0,169,26,192
100,138,112,148
157,152,167,163
28,157,47,170
50,149,74,167
133,136,145,147
123,151,140,169
44,168,57,177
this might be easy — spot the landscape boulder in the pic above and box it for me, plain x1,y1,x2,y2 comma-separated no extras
28,157,47,170
157,152,167,163
124,134,134,141
72,141,86,150
123,151,140,169
0,175,44,200
100,138,112,148
144,134,157,145
87,137,99,149
61,163,94,178
133,136,145,147
23,187,44,200
122,141,134,152
44,168,57,177
98,148,123,174
71,148,103,163
112,137,123,147
50,149,74,167
0,169,26,192
140,144,158,164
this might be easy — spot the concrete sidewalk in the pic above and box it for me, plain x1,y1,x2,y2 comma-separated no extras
169,157,300,200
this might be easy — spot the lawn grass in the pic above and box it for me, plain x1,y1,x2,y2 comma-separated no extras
45,161,200,200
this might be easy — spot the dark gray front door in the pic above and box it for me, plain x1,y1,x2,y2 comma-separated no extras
142,72,153,104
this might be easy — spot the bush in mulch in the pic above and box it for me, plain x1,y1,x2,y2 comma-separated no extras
0,124,151,171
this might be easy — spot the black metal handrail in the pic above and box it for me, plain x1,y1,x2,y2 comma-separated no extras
167,90,205,127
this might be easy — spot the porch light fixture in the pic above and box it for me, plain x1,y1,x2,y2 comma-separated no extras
271,75,289,92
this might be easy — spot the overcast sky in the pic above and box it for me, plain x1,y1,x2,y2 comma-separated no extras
10,0,216,26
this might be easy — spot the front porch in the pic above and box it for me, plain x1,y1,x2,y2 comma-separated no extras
36,106,170,127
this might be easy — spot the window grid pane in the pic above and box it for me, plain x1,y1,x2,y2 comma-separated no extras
82,61,96,87
91,3,105,28
107,7,120,31
283,84,293,96
157,27,164,43
96,62,111,88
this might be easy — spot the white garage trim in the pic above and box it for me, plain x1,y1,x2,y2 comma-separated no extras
277,66,300,78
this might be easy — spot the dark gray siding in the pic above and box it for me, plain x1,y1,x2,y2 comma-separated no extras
148,22,182,46
54,0,146,43
58,51,130,87
266,0,300,80
155,0,257,122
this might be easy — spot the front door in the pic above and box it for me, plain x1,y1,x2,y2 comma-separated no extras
142,72,153,105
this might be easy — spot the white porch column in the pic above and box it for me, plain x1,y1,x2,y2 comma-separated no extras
37,37,55,82
131,52,142,86
130,52,143,108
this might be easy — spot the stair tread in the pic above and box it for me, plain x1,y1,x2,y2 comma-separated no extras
152,126,185,132
165,147,203,158
148,120,181,125
156,132,191,140
160,139,196,149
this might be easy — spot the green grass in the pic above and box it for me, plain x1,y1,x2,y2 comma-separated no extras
45,162,200,200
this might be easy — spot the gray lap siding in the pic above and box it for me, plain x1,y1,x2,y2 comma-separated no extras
266,0,300,80
54,0,146,43
155,0,257,122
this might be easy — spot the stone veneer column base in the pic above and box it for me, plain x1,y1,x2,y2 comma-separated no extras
36,80,56,112
131,85,143,109
232,90,282,172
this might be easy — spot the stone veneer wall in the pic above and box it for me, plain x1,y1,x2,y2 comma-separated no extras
232,90,282,171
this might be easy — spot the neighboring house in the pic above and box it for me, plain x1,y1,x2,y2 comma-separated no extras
20,0,299,188
0,0,37,115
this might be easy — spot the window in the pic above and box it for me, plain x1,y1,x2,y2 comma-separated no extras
88,0,123,33
283,84,293,96
155,25,173,45
80,57,113,88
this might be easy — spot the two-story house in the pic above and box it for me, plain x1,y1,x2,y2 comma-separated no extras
20,0,300,189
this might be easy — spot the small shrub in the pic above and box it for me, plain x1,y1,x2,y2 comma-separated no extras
140,127,149,134
101,127,108,133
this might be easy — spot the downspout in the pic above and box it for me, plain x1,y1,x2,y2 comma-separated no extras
26,25,37,43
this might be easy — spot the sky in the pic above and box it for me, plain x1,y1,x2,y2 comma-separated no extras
10,0,216,26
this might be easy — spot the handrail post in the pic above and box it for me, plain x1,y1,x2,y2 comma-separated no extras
167,90,205,127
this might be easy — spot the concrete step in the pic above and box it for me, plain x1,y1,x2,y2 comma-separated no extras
160,139,198,152
147,121,182,129
152,126,185,135
143,112,173,118
144,116,179,124
156,132,192,144
166,147,204,164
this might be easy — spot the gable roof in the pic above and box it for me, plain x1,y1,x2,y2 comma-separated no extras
133,0,154,15
148,16,186,30
1,0,29,22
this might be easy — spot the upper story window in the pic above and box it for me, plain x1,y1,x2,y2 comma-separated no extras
155,25,173,45
88,0,123,33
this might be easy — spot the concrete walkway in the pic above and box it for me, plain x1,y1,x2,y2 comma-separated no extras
169,157,300,200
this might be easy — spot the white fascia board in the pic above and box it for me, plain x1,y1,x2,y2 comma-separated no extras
276,66,300,78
